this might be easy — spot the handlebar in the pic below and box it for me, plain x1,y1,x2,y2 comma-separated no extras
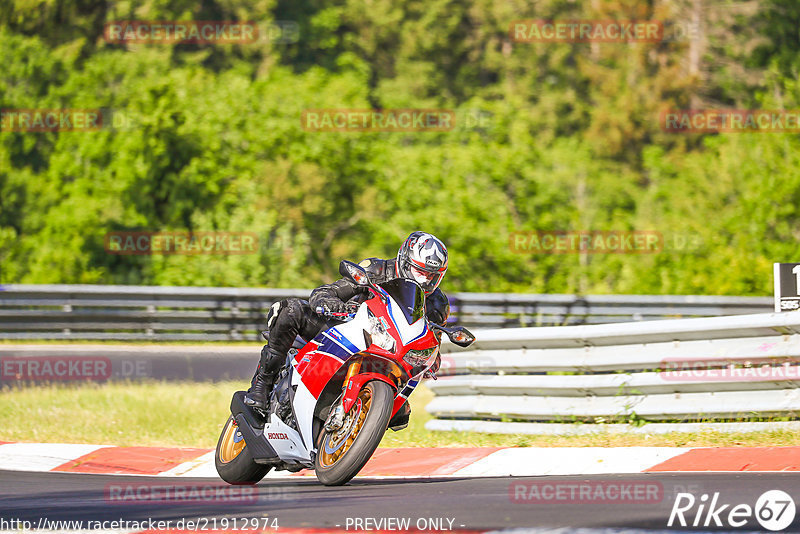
315,302,359,322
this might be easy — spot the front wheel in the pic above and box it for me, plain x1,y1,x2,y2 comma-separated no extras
215,415,271,485
314,380,394,486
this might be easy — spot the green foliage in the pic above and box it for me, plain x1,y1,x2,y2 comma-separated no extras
1,0,798,295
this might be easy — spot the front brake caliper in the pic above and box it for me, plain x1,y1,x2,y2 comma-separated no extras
324,403,345,432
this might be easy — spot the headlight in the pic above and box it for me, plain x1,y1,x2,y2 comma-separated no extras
404,346,438,367
363,315,396,353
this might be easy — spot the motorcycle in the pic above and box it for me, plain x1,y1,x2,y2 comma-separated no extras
214,260,475,486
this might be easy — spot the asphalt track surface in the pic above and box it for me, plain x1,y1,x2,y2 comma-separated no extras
2,471,800,532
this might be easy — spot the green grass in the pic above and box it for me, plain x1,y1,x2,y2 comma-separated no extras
2,381,799,448
0,381,239,447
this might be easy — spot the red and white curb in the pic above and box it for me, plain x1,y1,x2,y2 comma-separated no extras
3,442,800,477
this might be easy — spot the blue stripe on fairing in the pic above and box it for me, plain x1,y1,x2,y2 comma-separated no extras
407,322,428,343
329,328,360,354
385,291,427,344
317,333,353,359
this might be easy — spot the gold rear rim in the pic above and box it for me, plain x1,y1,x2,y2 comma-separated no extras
219,417,246,463
318,387,373,468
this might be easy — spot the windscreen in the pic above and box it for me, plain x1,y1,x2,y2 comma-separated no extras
379,278,425,325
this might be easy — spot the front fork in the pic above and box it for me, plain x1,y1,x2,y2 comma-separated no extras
324,359,362,432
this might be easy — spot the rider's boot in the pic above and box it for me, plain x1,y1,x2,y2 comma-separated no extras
244,370,275,411
244,346,282,410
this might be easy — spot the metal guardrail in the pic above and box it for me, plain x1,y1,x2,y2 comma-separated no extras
0,284,308,341
2,283,795,432
427,312,800,433
450,293,773,328
0,284,772,341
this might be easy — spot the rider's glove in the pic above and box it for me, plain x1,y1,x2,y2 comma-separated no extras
316,300,347,315
315,298,358,318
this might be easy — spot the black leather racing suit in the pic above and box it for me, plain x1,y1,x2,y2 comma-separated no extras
256,257,450,382
253,258,449,427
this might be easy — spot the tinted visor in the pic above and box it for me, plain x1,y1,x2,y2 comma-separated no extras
409,265,443,293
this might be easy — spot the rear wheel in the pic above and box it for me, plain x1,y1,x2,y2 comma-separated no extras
314,380,394,486
215,415,271,484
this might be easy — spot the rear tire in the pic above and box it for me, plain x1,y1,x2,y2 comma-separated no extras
314,380,394,486
215,415,271,485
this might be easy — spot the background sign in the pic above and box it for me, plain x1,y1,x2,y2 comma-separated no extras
774,263,800,311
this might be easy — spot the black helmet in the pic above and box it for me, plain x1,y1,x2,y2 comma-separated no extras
396,231,448,294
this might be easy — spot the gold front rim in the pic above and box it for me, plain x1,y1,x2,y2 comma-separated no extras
219,417,246,463
318,388,373,468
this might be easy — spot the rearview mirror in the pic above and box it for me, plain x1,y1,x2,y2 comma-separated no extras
430,323,476,347
339,260,370,286
446,326,475,347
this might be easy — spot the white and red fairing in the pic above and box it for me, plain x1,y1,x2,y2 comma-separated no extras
285,283,439,457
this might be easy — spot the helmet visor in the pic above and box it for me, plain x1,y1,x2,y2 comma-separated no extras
409,264,444,293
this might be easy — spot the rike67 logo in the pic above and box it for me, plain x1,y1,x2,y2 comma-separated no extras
669,490,795,531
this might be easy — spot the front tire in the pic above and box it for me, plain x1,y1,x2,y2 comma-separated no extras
314,380,394,486
215,415,271,485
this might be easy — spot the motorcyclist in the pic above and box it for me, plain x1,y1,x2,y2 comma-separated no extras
244,231,450,428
